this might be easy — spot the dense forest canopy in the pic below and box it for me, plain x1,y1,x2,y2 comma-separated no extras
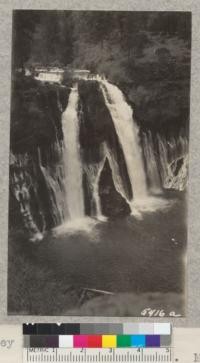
11,11,191,144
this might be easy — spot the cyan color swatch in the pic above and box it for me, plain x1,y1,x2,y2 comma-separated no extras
131,335,146,347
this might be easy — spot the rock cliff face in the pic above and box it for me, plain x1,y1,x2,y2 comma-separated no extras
10,75,71,239
11,75,71,154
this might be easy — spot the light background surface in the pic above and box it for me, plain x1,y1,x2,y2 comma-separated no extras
0,0,199,326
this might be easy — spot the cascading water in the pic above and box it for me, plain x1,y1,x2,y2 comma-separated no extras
62,84,85,220
41,75,178,225
142,130,188,192
157,134,188,191
143,131,162,194
10,152,44,241
100,79,148,213
84,157,107,221
37,146,65,225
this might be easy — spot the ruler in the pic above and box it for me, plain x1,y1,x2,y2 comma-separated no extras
23,347,173,362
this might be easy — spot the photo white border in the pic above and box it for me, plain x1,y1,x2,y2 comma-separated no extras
0,0,199,326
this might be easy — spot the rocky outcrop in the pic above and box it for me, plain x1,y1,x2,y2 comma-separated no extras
99,159,131,218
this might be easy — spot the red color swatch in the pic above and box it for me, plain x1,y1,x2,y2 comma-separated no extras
88,335,102,348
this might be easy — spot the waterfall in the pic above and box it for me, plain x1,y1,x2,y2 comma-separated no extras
37,146,65,225
157,135,169,184
157,134,188,191
11,73,188,240
142,131,188,192
100,79,148,207
62,84,85,220
10,152,44,242
143,131,162,194
84,157,107,221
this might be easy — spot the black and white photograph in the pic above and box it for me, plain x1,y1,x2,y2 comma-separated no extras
8,10,191,316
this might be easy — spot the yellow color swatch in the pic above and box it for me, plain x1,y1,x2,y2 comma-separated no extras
102,335,117,348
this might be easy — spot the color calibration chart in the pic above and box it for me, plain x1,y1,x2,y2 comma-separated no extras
23,323,172,362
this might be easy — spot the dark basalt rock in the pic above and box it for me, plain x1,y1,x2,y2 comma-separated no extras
82,171,92,217
99,159,131,218
10,74,71,154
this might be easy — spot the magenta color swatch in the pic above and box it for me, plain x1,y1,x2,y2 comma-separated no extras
73,335,88,348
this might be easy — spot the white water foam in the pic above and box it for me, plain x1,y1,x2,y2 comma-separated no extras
62,84,85,220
